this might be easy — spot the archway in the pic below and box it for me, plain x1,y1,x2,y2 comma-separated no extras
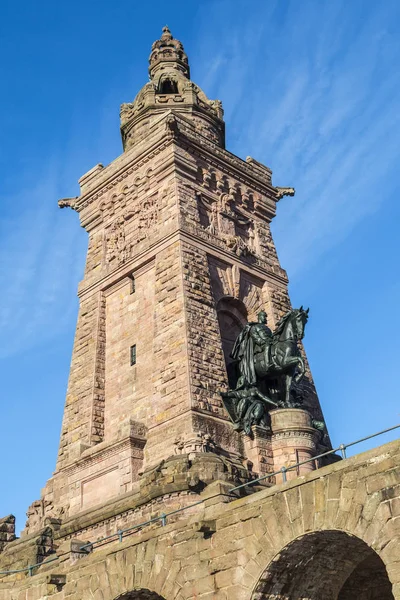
216,297,247,388
252,530,394,600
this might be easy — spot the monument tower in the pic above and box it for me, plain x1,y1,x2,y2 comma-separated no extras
22,26,331,533
7,28,399,600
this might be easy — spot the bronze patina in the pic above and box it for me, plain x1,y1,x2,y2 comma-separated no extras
221,307,309,435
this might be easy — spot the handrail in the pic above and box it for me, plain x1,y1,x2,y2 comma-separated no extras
230,422,400,492
1,423,399,577
0,556,58,577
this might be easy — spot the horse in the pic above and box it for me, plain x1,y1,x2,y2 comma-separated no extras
253,307,309,406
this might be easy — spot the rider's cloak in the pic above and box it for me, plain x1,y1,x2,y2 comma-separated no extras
230,323,257,386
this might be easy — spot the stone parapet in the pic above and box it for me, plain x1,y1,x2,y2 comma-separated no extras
0,516,15,554
0,527,54,578
1,438,399,599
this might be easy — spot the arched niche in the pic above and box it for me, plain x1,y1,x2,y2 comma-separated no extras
252,530,394,600
157,73,179,94
216,296,247,388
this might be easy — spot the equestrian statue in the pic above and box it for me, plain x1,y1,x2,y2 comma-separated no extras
221,307,309,435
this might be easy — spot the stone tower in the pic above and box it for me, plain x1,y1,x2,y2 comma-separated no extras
21,26,331,532
1,28,399,600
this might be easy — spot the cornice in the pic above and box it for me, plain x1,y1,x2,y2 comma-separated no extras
172,118,278,198
77,224,288,301
75,135,174,214
77,230,180,299
57,436,144,477
179,229,289,287
68,112,285,225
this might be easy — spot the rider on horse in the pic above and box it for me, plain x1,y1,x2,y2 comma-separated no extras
230,310,276,389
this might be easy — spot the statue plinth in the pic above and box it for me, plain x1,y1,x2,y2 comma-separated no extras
270,408,320,483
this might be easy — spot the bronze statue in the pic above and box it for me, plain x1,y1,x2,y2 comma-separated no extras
231,310,276,389
221,387,281,435
221,307,310,435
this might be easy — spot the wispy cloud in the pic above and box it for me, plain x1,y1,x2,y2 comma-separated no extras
2,0,399,354
193,0,400,278
0,59,125,361
0,171,86,358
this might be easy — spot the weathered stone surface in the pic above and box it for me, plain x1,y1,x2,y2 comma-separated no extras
17,24,334,538
1,439,399,598
0,516,16,553
2,26,397,600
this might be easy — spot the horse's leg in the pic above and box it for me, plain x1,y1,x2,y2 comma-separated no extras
281,354,304,383
294,356,305,383
284,373,292,406
276,355,299,406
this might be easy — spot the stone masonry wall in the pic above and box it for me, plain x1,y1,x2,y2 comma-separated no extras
104,264,156,438
181,242,227,417
57,292,101,468
141,241,191,470
57,140,177,471
2,438,400,600
36,111,333,537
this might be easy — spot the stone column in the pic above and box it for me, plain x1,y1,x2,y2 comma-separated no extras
243,426,274,479
270,408,319,483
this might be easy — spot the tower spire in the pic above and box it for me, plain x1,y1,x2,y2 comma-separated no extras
120,27,224,151
149,26,190,80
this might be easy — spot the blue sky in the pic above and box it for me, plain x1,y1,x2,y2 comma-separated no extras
1,0,400,533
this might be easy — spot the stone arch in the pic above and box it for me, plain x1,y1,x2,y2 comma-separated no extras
157,72,179,94
144,168,153,191
240,277,263,321
252,530,394,600
216,296,247,388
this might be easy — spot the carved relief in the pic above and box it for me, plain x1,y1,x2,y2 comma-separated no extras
123,191,160,240
240,277,264,321
138,193,159,233
209,258,241,301
106,216,130,264
103,184,162,266
208,257,266,321
228,264,240,299
174,432,216,456
198,191,258,258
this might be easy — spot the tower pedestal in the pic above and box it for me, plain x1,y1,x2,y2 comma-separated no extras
270,409,320,483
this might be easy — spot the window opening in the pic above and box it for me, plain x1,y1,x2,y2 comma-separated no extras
130,345,137,366
158,79,178,94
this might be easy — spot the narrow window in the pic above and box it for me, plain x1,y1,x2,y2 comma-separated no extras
130,274,135,294
130,344,137,366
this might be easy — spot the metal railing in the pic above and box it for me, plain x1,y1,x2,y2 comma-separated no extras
0,556,58,577
230,422,400,491
1,423,399,578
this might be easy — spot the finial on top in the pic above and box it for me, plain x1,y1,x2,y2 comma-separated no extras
149,26,190,80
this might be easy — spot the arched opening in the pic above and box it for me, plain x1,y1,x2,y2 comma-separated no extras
252,530,393,600
115,591,166,600
216,297,247,388
339,553,394,599
158,77,178,94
